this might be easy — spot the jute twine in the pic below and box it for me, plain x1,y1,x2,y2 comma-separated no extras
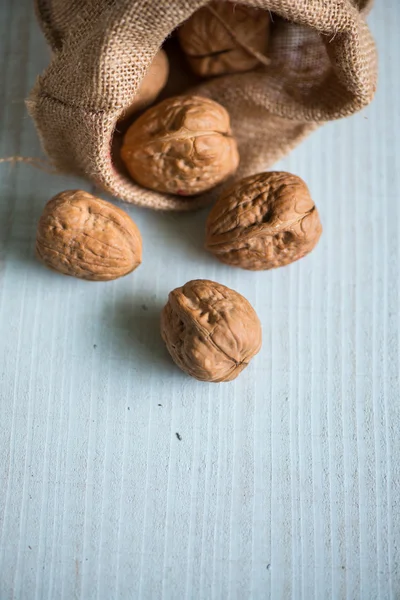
205,5,271,68
0,156,58,175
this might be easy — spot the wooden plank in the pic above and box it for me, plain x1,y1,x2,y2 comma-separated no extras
0,1,398,598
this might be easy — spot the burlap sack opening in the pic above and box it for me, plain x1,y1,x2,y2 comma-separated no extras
28,0,377,211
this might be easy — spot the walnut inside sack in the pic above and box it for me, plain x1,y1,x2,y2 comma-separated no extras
120,95,239,196
122,49,169,118
205,172,322,270
36,190,142,281
178,1,270,77
161,279,262,382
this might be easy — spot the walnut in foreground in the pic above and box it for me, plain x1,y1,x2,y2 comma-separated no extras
205,172,322,270
120,95,239,196
36,190,142,281
161,279,261,382
178,1,270,77
122,49,169,118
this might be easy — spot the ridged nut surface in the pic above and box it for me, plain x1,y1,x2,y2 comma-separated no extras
178,1,270,77
161,279,262,382
205,172,322,270
36,190,142,281
121,95,239,196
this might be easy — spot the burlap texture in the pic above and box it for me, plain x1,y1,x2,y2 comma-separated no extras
28,0,377,211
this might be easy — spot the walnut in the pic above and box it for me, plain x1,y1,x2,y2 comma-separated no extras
178,1,270,77
36,190,142,281
161,279,261,382
120,95,239,196
205,172,322,270
122,49,169,118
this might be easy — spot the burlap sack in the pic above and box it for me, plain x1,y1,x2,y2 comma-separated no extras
28,0,377,211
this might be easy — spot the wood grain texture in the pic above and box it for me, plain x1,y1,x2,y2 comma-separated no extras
0,2,399,599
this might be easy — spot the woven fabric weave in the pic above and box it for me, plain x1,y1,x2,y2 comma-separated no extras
28,0,377,211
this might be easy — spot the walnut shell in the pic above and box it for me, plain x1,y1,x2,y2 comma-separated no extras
120,95,239,196
122,49,169,118
36,190,142,281
178,1,270,77
161,279,262,382
205,172,322,270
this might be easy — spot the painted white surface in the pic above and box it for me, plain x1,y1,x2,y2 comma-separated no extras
0,2,399,599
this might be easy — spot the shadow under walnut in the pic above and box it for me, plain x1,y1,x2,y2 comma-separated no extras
101,296,180,381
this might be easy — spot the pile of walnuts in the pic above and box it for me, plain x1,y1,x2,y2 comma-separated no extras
35,2,323,383
120,0,271,197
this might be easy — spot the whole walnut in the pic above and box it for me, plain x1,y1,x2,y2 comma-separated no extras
178,1,270,77
122,49,169,118
205,172,322,270
36,190,142,281
120,95,239,196
161,279,262,382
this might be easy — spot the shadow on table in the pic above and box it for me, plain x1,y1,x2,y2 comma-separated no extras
100,294,185,382
115,202,216,268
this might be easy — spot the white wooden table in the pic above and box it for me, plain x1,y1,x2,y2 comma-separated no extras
0,2,399,599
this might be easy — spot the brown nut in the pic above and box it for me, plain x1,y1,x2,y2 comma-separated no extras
161,279,262,382
205,172,322,270
122,49,169,118
120,95,239,196
36,190,142,281
178,1,270,77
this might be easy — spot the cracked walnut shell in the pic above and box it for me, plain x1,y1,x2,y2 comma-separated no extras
36,190,142,281
120,95,239,196
205,172,322,270
161,279,262,382
178,1,270,77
